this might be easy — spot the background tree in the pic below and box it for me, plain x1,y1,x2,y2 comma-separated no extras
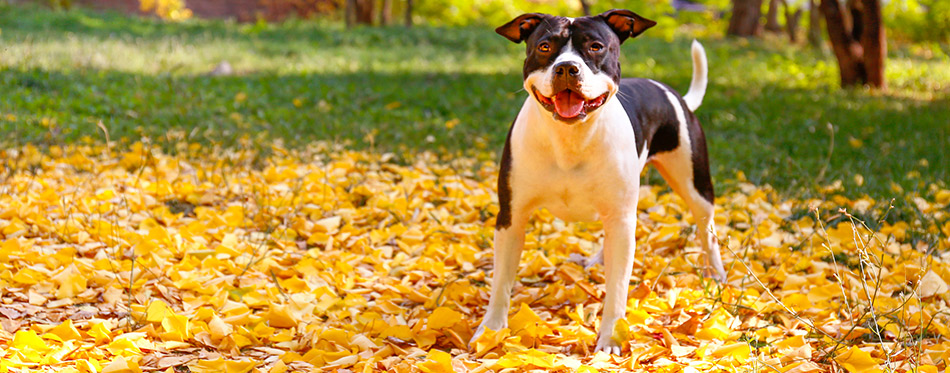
379,0,392,25
784,0,803,42
807,0,823,46
765,0,782,32
580,0,592,16
728,0,763,36
355,0,373,23
820,0,886,88
345,0,374,26
732,0,803,42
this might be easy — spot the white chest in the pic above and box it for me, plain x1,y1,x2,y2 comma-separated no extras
535,166,605,221
508,98,647,222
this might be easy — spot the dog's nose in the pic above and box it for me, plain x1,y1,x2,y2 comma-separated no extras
554,62,580,77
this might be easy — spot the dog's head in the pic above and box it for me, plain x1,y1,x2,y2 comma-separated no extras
497,10,655,123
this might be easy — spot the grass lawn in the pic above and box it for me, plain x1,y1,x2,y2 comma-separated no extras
1,3,948,199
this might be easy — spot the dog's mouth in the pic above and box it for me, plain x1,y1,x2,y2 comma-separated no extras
533,87,608,122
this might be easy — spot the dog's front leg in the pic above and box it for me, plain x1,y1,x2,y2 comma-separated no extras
594,213,638,355
471,217,527,344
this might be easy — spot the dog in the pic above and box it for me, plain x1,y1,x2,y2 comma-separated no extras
472,10,728,354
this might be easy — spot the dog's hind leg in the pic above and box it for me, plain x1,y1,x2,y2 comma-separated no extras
649,133,727,281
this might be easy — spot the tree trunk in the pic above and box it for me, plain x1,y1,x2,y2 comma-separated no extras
848,0,863,41
820,0,885,88
820,0,866,86
765,0,783,32
345,0,356,28
379,0,392,25
808,0,823,47
580,0,592,16
354,0,374,24
859,0,885,88
728,0,764,37
785,2,803,42
405,0,413,27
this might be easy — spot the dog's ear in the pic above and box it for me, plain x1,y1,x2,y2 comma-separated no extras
496,13,547,43
599,9,656,43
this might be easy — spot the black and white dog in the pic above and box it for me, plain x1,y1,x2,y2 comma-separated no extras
472,10,727,354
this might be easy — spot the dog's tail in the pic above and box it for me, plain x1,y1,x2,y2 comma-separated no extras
683,39,708,112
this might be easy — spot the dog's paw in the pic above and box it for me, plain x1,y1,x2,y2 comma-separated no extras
567,253,588,266
469,326,486,348
470,319,506,349
702,267,727,283
594,333,622,355
584,249,604,269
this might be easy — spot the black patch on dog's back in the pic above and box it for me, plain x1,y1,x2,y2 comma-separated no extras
649,125,679,156
616,78,715,203
615,78,681,156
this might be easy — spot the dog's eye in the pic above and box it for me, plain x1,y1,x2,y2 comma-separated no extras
538,42,551,53
590,43,604,52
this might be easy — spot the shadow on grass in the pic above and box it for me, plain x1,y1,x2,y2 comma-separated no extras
2,65,948,199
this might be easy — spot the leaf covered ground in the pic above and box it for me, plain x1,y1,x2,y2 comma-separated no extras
1,144,949,373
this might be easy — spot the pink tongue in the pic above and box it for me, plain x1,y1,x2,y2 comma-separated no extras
554,90,585,118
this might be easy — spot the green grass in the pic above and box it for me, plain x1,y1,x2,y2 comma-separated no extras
1,3,948,199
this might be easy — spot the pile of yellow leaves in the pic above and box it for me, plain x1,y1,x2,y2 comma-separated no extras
1,143,948,373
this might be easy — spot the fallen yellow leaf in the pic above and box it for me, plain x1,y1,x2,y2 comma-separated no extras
101,356,142,373
427,306,463,330
835,346,881,373
418,349,453,373
47,319,82,341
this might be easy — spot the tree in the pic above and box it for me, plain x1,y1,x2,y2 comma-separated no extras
379,0,392,25
345,0,355,26
784,0,803,42
820,0,886,88
859,0,885,87
750,0,806,42
807,0,823,47
765,0,783,32
580,0,592,16
345,0,374,26
355,0,374,23
405,0,413,26
728,0,764,36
